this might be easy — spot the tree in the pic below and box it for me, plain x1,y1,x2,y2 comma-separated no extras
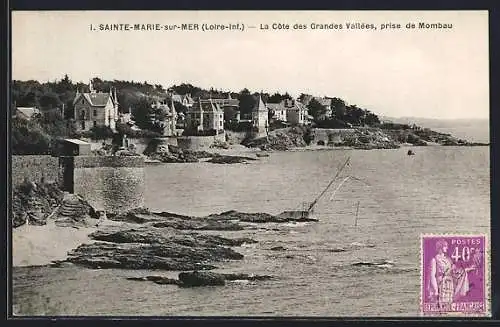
330,97,346,119
344,105,365,126
12,116,51,154
131,97,154,130
268,92,292,103
173,101,188,114
238,88,256,119
307,98,326,120
87,125,114,140
365,112,380,126
39,92,62,110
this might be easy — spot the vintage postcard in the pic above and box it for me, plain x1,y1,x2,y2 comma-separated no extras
10,10,490,317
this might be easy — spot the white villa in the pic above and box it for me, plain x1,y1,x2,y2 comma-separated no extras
73,81,119,131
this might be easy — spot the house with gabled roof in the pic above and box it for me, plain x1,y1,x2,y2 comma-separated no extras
266,102,287,122
168,90,194,108
299,95,332,120
73,81,119,131
285,99,310,125
185,98,224,134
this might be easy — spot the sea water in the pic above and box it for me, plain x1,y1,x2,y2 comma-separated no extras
12,146,490,316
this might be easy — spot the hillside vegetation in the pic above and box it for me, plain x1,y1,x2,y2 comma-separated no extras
11,75,486,154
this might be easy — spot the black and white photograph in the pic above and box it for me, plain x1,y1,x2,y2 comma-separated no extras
10,10,490,317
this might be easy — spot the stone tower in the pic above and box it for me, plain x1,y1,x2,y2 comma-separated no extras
252,94,269,138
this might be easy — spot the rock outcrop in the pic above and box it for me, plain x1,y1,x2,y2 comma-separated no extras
107,209,317,230
243,126,308,151
12,180,64,228
66,226,253,270
63,207,316,272
52,194,100,228
207,210,318,223
147,144,213,163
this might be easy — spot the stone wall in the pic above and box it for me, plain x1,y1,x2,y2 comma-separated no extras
82,137,173,155
12,155,59,187
72,156,145,214
177,132,226,151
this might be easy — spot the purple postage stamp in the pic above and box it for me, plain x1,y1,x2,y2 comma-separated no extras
420,234,488,316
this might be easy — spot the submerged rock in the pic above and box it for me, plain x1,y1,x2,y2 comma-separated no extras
151,219,244,231
351,259,394,268
206,155,257,164
126,276,181,285
178,271,226,287
128,272,273,287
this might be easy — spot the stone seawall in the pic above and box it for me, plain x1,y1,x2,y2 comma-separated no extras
12,155,59,187
72,156,145,214
82,137,163,155
177,133,226,151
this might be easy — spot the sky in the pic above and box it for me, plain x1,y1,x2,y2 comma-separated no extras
12,10,489,119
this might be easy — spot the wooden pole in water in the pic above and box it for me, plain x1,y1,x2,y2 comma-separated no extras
354,201,360,227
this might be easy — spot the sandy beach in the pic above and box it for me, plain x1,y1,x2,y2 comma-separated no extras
12,218,122,267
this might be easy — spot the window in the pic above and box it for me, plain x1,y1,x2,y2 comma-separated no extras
220,121,223,126
93,109,97,116
81,99,84,105
93,121,97,127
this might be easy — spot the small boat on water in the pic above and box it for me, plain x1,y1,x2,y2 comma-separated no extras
256,152,270,158
407,150,415,156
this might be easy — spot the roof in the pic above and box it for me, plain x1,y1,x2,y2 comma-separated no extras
266,103,284,111
190,99,223,113
253,96,267,113
84,93,113,106
211,98,239,107
315,97,332,106
266,100,307,112
74,92,114,107
171,94,183,102
16,107,40,119
62,139,91,145
300,94,314,105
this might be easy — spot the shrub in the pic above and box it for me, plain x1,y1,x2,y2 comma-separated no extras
12,117,52,154
224,121,253,132
77,125,114,140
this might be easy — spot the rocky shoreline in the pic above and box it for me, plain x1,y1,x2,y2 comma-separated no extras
65,208,317,273
13,182,317,287
243,126,488,152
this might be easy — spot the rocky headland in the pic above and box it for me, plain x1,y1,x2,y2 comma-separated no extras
144,142,259,164
242,126,488,151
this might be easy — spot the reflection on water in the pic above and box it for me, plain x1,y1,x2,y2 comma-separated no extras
13,146,490,316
